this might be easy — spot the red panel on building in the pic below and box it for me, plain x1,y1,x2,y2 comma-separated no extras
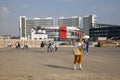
59,25,67,39
75,31,83,35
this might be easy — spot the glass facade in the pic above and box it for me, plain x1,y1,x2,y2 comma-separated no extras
20,16,82,40
25,18,54,39
58,17,80,27
90,23,120,39
83,14,97,35
21,17,26,37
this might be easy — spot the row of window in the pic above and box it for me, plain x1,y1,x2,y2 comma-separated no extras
90,26,120,38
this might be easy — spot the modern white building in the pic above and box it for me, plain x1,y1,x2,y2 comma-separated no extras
19,16,26,40
58,16,81,27
31,27,48,40
40,26,82,40
19,16,83,41
83,14,97,36
19,16,54,40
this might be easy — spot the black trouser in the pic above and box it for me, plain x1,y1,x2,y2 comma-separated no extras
47,46,52,52
55,47,58,51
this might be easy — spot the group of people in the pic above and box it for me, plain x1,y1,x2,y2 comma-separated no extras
8,38,88,71
15,41,28,49
7,41,12,48
73,38,89,70
7,41,28,49
40,41,58,52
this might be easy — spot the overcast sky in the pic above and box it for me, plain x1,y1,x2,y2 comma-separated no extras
0,0,120,36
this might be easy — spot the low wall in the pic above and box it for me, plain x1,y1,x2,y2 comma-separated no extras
0,39,41,48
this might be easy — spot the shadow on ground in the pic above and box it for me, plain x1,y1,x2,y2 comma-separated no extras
43,64,73,70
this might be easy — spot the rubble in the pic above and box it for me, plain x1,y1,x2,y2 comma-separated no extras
96,40,120,47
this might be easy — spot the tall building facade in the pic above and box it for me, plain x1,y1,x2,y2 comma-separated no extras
83,14,97,36
19,16,26,39
19,16,83,41
19,16,54,39
58,16,81,27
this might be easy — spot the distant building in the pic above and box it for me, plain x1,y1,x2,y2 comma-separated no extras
0,35,11,39
83,14,97,36
19,16,83,41
42,26,83,41
89,23,120,40
31,26,48,40
19,16,26,39
19,16,54,40
58,16,81,27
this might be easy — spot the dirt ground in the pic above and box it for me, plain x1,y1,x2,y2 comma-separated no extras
0,47,120,80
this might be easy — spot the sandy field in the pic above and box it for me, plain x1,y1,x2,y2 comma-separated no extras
0,47,120,80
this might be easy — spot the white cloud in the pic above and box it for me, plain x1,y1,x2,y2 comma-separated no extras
0,6,10,14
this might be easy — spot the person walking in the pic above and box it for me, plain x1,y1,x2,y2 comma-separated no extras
40,41,45,52
16,42,20,49
51,42,55,52
83,41,87,54
55,41,58,51
8,41,12,48
83,39,89,54
73,38,84,70
47,41,52,52
23,41,28,49
18,42,21,48
85,39,89,54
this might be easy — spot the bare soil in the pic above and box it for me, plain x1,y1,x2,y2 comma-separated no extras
0,47,120,80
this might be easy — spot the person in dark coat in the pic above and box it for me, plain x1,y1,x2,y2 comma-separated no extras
23,41,28,49
40,41,45,52
85,39,89,54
